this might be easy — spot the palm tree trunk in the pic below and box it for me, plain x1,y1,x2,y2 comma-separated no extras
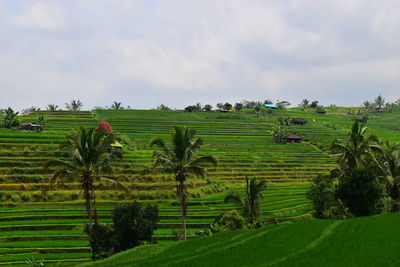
177,178,187,240
83,177,93,233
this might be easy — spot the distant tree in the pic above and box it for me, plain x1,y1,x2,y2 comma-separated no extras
150,126,217,239
395,98,400,107
234,103,243,111
209,210,246,233
46,104,58,111
276,101,290,109
216,103,223,111
195,102,202,111
65,100,83,111
21,106,41,115
224,176,267,224
310,101,319,109
301,99,310,107
110,102,124,110
374,94,385,110
202,104,213,112
223,102,232,111
36,115,47,127
263,99,273,105
271,126,287,143
1,107,20,129
254,106,261,117
156,104,171,111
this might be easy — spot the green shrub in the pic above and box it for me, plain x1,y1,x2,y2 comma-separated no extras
112,201,159,253
85,223,113,261
306,174,336,218
210,210,246,233
20,192,31,202
336,168,387,216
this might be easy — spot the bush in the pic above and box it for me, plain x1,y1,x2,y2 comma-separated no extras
336,168,387,216
112,201,159,253
306,174,336,218
85,223,113,261
210,210,246,233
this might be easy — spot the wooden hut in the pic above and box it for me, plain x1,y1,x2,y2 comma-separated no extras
315,110,326,114
20,123,43,132
291,118,308,125
286,134,303,144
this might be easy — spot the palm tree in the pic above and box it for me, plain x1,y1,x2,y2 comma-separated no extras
150,126,217,239
371,141,400,209
2,107,20,128
224,176,267,224
374,94,385,110
331,121,377,175
46,104,58,111
110,101,124,110
271,126,287,143
47,127,123,232
65,100,83,111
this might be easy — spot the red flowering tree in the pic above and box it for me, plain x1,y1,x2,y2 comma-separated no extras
96,120,112,133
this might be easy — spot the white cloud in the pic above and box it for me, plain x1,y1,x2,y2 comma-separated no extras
12,2,66,30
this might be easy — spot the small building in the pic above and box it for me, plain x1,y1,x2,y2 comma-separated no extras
20,123,42,132
291,118,308,125
264,104,278,109
184,106,197,112
110,142,123,153
315,110,326,115
352,117,367,123
286,134,303,144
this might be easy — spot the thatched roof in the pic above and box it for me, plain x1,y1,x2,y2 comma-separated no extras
286,134,303,140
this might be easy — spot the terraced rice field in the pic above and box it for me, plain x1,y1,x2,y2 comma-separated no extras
1,108,397,265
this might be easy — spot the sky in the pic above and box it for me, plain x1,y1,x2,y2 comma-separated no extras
1,0,400,111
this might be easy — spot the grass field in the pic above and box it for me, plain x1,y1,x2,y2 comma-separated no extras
0,107,399,265
80,212,400,267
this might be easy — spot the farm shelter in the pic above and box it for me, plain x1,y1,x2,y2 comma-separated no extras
264,104,278,109
286,134,304,144
315,110,326,114
291,118,308,125
20,122,42,132
352,117,367,123
109,142,123,153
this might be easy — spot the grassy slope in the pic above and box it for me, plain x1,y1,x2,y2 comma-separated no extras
81,212,400,267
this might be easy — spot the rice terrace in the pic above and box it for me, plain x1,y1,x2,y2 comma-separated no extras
0,98,399,266
2,1,400,266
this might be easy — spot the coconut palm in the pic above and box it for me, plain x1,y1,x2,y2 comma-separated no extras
224,176,267,224
47,127,124,232
150,126,217,239
110,101,124,110
46,104,58,111
65,100,83,111
2,107,20,128
371,141,400,208
271,126,287,143
331,121,377,175
374,94,385,110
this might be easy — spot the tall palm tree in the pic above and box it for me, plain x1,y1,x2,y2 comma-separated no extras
150,126,217,239
47,127,123,232
46,104,58,111
224,176,267,224
374,94,385,110
331,121,377,175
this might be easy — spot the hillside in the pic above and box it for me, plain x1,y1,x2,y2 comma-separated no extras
0,108,399,265
81,212,400,267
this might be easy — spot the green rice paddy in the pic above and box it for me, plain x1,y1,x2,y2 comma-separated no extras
0,107,399,265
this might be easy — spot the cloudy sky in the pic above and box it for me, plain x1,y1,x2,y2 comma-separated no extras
1,0,400,110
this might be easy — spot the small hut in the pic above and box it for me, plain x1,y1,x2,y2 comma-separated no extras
20,123,43,132
315,110,326,115
109,142,123,153
264,104,278,109
286,134,303,144
291,118,308,125
352,117,367,123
